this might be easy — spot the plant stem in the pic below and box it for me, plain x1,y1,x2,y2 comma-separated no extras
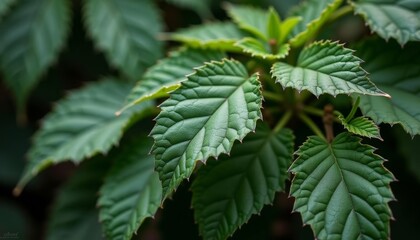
274,110,292,133
303,106,324,117
345,96,360,122
323,104,335,143
299,113,326,141
328,5,353,23
263,91,283,102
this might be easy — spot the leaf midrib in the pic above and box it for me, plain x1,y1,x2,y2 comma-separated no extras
163,75,254,196
327,143,364,238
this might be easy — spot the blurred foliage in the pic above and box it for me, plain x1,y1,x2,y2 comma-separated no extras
0,0,419,239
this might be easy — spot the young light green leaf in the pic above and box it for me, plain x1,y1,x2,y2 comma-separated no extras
288,0,342,47
121,48,226,113
279,16,302,44
98,136,161,240
46,159,109,240
350,0,420,46
225,4,269,40
192,123,294,240
0,0,71,110
151,59,263,198
0,0,16,19
83,0,163,80
267,7,282,42
170,22,245,51
271,41,389,97
337,113,382,140
235,37,290,60
15,79,153,193
354,39,420,136
290,133,394,240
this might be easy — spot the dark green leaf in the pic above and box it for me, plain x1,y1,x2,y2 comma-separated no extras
290,133,394,239
98,136,161,240
0,0,16,19
84,0,163,80
0,0,71,109
354,39,420,136
192,123,294,240
15,79,153,192
350,0,420,45
46,159,108,240
151,59,263,198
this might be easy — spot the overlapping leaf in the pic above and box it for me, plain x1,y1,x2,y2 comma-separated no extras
98,136,161,240
289,0,342,46
15,79,153,193
350,0,420,45
46,159,108,240
271,41,388,97
290,133,394,240
337,113,382,139
0,0,71,109
192,123,294,240
225,4,269,40
354,39,420,136
0,0,16,19
170,22,245,51
151,59,263,198
83,0,163,80
122,48,226,112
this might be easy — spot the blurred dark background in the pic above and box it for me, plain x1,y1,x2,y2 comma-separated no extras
1,0,419,239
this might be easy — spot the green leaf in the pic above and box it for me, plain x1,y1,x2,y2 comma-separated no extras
98,136,161,240
0,0,71,109
350,0,420,46
290,133,394,240
166,0,212,18
225,4,269,40
151,59,263,198
46,159,109,240
83,0,163,80
279,16,302,44
337,113,382,139
271,41,389,97
170,22,245,51
354,39,420,136
289,0,342,47
121,47,226,113
192,123,294,240
0,0,16,19
267,7,282,41
235,37,290,60
15,79,153,193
